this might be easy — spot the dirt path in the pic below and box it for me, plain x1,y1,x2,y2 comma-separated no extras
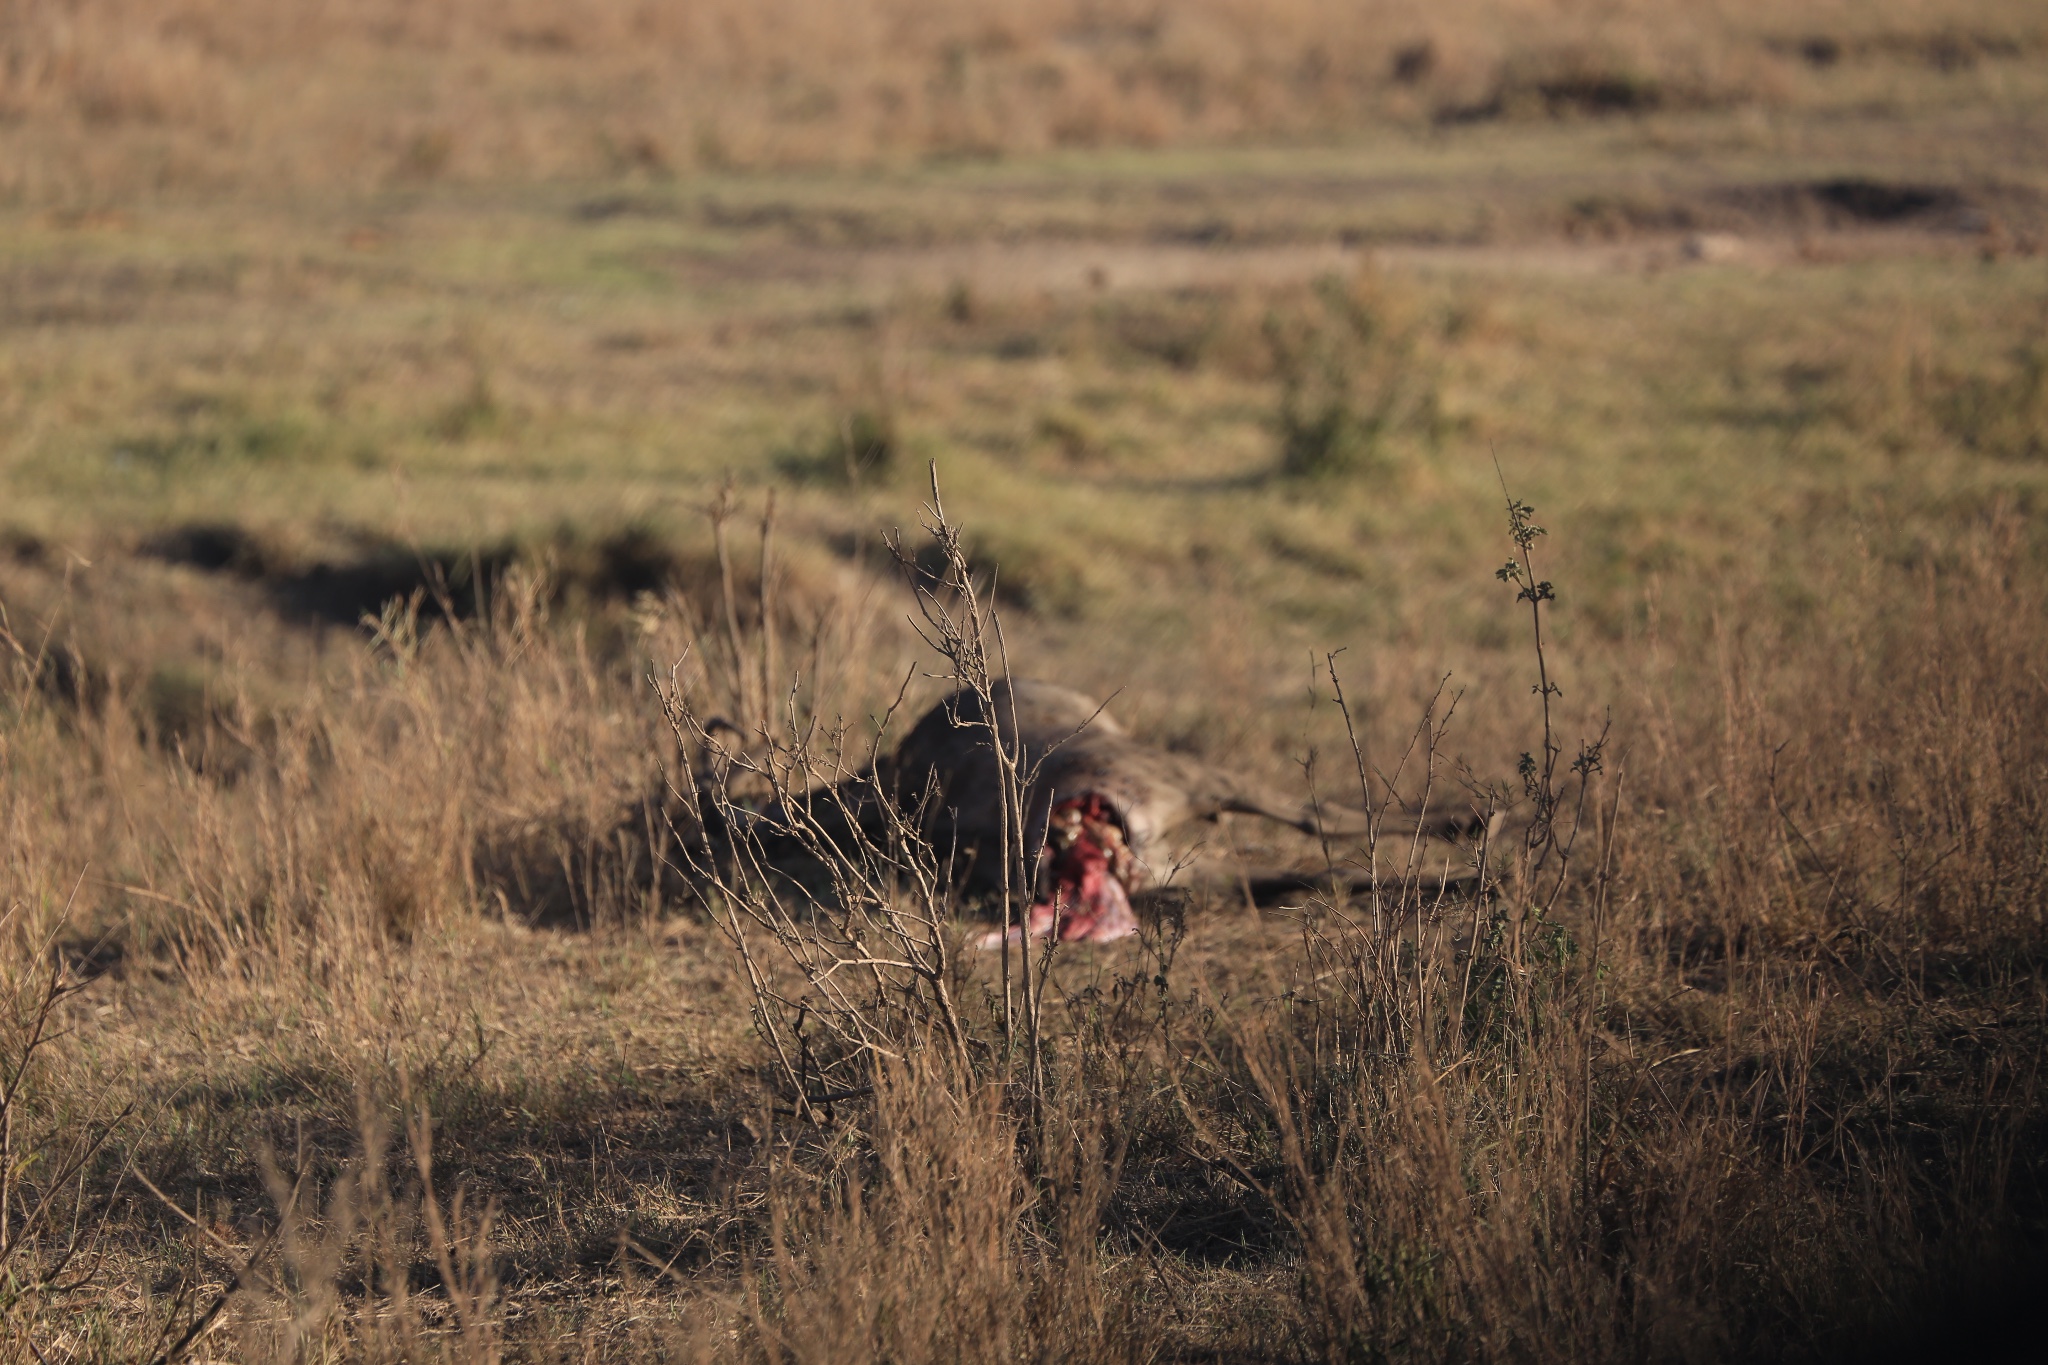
752,224,2005,303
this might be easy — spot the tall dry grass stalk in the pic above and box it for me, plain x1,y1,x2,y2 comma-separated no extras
712,1048,1147,1365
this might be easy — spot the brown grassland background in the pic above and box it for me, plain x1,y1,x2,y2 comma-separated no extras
1,0,2047,1360
2,0,2045,194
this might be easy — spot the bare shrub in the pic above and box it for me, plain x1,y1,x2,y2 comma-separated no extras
661,473,1041,1114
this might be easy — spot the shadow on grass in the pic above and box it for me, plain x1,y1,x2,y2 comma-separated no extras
124,1045,759,1293
141,522,684,629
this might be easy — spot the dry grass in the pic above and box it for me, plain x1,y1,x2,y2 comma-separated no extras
3,0,2046,198
0,9,2044,1358
0,474,2042,1361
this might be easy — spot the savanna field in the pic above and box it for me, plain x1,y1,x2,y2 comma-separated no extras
1,2,2046,1360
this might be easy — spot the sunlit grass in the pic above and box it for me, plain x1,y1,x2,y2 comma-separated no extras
2,60,2047,1356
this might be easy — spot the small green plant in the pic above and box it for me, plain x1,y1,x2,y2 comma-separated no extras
1934,342,2048,461
838,406,896,484
1035,410,1100,463
433,367,499,442
771,406,899,486
1268,275,1425,480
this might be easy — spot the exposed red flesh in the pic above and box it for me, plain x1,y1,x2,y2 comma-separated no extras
975,792,1140,947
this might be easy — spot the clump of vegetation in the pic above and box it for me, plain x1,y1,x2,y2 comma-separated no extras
1268,274,1431,481
1934,341,2048,460
775,406,899,486
111,408,320,475
1034,410,1102,463
837,407,897,484
431,361,501,443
